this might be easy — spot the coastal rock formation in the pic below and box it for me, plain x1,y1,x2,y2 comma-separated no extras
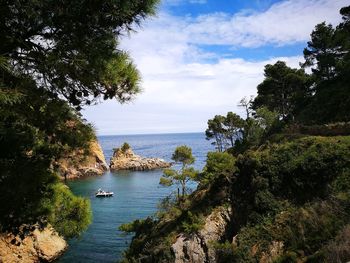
0,224,67,263
171,206,233,263
58,140,108,179
110,144,171,171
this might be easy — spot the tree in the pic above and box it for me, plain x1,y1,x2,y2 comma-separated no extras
0,0,160,107
302,22,338,81
298,5,350,123
224,112,245,147
205,115,227,152
160,146,197,201
201,152,236,184
0,0,159,233
252,61,310,120
238,96,254,119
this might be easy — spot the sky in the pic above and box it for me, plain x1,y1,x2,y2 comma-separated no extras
82,0,348,135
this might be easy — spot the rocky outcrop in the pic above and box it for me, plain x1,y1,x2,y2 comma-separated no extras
0,224,67,263
58,140,108,179
110,146,171,171
171,206,233,263
258,241,284,263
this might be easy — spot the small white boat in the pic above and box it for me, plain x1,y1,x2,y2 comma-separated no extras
95,188,114,197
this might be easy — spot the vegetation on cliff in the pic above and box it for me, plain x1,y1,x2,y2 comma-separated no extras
120,6,350,263
0,0,159,238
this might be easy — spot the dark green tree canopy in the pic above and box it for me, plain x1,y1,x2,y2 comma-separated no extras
160,145,197,200
252,61,310,120
0,0,159,107
172,145,195,166
0,0,159,232
299,5,350,123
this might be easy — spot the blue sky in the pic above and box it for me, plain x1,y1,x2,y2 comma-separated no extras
83,0,348,135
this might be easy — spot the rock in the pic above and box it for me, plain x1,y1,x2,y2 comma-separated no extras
172,234,206,263
259,241,284,263
171,206,233,263
0,224,67,263
58,140,108,179
110,146,171,171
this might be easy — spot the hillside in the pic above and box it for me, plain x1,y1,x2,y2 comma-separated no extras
120,134,350,263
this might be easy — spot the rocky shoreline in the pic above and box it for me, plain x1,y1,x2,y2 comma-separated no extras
0,224,67,263
58,140,108,180
110,144,171,171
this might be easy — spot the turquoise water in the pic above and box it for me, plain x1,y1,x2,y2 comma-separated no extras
58,133,213,263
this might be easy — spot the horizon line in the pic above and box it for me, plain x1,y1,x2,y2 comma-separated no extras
97,131,205,137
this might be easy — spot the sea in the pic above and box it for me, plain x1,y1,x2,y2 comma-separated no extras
58,132,214,263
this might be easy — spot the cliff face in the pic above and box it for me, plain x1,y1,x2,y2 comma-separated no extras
110,147,171,171
58,140,108,179
172,206,233,263
0,224,67,263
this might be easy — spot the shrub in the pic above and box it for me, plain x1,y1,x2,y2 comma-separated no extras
201,152,236,184
46,183,92,238
181,211,204,234
119,217,154,233
121,142,131,152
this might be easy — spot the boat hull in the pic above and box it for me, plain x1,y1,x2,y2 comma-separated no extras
95,193,113,197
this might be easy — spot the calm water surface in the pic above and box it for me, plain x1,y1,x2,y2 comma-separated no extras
58,133,213,263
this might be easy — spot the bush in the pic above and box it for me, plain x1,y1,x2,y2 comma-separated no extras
119,218,154,233
181,211,204,234
121,142,131,152
45,183,92,238
201,152,236,184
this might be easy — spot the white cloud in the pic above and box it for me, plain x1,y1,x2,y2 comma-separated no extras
185,0,347,47
82,0,347,135
84,55,302,135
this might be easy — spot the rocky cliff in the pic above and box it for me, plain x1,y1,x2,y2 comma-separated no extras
110,145,171,171
172,206,233,263
0,224,67,263
58,140,108,179
120,175,234,263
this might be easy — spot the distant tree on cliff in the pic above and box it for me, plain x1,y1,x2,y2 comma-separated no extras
0,0,159,234
160,146,198,202
206,113,245,152
238,96,254,119
224,112,245,147
205,115,227,152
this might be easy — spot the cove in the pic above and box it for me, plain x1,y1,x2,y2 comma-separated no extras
58,133,213,262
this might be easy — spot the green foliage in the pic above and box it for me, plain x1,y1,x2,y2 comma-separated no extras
201,152,236,184
206,113,245,152
232,199,350,263
0,0,160,107
210,241,234,263
252,61,311,120
299,6,350,124
159,176,173,187
0,0,159,234
172,145,195,166
181,211,204,234
121,142,131,152
229,136,350,262
45,183,92,238
206,115,227,152
160,146,198,201
0,78,95,230
156,195,182,220
119,218,154,234
233,136,350,224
